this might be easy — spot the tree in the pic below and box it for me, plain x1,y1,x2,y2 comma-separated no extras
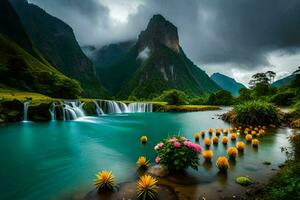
266,71,276,84
206,90,234,105
155,89,189,105
249,72,270,88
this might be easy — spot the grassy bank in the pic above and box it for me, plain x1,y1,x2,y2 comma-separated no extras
157,105,220,112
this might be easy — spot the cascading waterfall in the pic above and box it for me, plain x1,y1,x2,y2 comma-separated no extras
128,102,153,112
60,101,85,120
94,100,152,114
49,102,57,121
93,100,105,116
23,101,30,121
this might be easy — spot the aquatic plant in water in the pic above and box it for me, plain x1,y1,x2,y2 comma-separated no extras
252,139,259,147
208,128,213,134
236,141,245,151
194,133,200,141
230,133,237,140
202,150,214,162
245,134,252,142
137,175,158,200
201,130,205,136
227,147,238,159
137,156,149,169
154,136,202,172
212,136,219,144
222,136,228,144
236,176,252,186
94,170,115,192
140,136,148,144
216,156,230,171
204,138,211,147
216,128,221,136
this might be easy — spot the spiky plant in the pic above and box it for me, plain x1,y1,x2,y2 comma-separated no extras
140,136,148,144
137,156,149,169
202,150,214,162
230,133,237,140
215,128,221,136
137,175,158,200
212,136,219,144
208,128,213,134
194,133,200,141
227,147,238,159
94,170,115,192
252,139,259,147
236,141,245,151
201,130,205,136
216,156,230,171
204,138,211,147
245,134,252,142
222,136,228,144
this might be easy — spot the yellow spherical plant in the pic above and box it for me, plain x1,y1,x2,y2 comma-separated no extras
136,156,149,169
216,156,230,171
245,134,252,142
137,175,158,200
222,136,228,144
202,150,214,162
204,138,211,147
212,136,219,144
208,128,213,135
194,133,200,141
227,147,238,159
215,128,221,136
236,141,245,151
94,170,115,192
251,130,257,137
230,133,237,140
229,127,234,133
140,136,148,144
223,129,228,135
252,139,259,147
259,129,265,136
200,130,205,136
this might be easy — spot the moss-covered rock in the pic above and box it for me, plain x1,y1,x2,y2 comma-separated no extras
236,176,253,186
0,99,23,122
28,102,51,121
83,101,97,116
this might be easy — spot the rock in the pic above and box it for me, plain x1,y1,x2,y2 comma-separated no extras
0,99,23,122
262,161,271,165
28,102,51,121
7,110,22,122
147,165,169,178
290,118,300,128
235,176,253,186
83,101,97,116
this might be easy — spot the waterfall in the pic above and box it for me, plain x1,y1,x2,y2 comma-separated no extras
128,102,153,112
60,101,85,120
23,101,29,121
49,102,57,121
94,100,152,114
93,100,105,116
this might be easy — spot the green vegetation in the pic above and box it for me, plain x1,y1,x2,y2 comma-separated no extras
233,101,280,125
235,176,252,186
260,134,300,200
158,105,220,112
154,89,189,105
206,90,234,105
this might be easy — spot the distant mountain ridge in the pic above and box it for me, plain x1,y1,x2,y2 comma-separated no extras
210,73,245,96
10,0,107,98
272,74,296,87
99,14,220,99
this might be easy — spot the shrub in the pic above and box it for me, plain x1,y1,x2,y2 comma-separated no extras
155,89,188,105
154,136,202,172
233,101,280,125
206,90,234,105
270,90,296,106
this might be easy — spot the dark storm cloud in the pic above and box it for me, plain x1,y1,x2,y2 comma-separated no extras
29,0,300,70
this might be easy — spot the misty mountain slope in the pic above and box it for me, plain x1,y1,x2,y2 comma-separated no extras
100,14,220,99
272,74,296,87
0,0,82,98
210,73,245,96
10,0,107,98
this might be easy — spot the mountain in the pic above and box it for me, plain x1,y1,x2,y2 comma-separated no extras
82,41,135,70
272,74,296,87
210,73,245,96
100,14,220,99
10,0,107,98
0,0,82,98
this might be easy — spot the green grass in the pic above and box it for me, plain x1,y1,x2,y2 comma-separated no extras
160,105,220,112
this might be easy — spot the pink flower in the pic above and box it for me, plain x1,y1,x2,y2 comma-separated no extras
154,142,164,150
173,141,181,148
184,141,193,148
192,143,202,153
168,138,177,143
155,156,161,164
181,137,188,141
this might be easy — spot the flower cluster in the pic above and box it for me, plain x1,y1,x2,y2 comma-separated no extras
154,136,202,172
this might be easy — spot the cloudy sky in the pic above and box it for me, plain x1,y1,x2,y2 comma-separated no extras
29,0,300,85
